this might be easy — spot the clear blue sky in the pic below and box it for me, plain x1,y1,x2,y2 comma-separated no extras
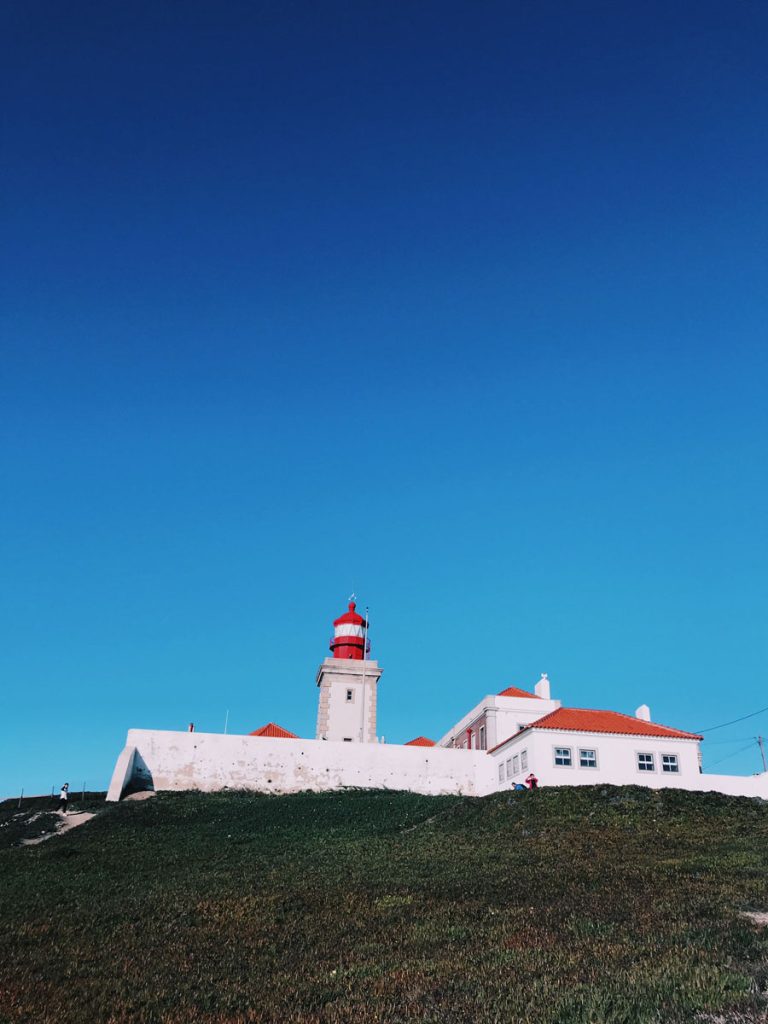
2,1,767,798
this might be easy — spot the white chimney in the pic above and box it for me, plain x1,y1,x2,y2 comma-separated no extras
535,673,551,700
635,704,651,722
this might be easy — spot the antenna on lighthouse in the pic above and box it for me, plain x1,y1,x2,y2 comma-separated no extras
360,606,369,742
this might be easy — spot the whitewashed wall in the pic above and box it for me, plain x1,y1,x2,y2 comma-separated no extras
437,693,561,750
107,729,496,801
107,727,768,803
489,728,768,798
315,658,381,743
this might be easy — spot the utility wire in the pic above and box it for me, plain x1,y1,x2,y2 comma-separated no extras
703,736,759,745
696,705,768,734
705,741,757,770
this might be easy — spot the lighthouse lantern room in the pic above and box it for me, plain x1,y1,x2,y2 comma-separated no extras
330,601,369,660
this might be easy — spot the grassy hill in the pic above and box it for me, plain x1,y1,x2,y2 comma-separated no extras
1,786,767,1023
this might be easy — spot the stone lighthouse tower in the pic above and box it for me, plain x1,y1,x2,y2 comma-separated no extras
315,600,383,743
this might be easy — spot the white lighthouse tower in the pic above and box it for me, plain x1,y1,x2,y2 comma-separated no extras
315,600,382,743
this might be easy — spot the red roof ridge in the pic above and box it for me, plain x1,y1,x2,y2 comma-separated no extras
405,736,436,747
248,722,299,739
488,706,701,753
497,686,541,699
525,706,701,739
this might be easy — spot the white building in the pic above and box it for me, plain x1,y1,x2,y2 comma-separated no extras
107,602,768,802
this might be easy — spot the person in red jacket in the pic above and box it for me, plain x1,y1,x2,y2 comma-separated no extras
525,772,539,790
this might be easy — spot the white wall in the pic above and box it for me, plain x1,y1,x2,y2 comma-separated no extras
107,727,768,804
107,729,496,801
437,693,561,749
106,745,136,802
315,659,381,743
324,677,374,741
489,728,768,799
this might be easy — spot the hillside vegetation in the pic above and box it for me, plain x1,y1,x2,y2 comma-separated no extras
1,786,767,1024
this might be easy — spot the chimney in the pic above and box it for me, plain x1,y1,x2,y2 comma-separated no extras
535,673,551,700
635,704,651,722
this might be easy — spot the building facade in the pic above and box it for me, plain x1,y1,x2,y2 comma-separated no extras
107,600,768,802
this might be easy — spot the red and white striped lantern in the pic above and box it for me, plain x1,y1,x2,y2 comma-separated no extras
329,601,369,660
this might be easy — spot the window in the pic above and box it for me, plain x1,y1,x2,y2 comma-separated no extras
513,754,520,774
498,764,505,783
505,758,513,779
579,748,597,769
637,752,655,772
554,746,572,767
345,689,353,702
662,754,679,774
479,726,487,751
521,750,528,771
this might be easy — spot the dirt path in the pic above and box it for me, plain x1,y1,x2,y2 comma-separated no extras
740,910,768,927
21,811,96,846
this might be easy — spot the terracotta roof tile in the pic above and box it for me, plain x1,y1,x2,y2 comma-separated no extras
248,722,299,739
490,708,701,752
497,686,541,699
404,736,436,747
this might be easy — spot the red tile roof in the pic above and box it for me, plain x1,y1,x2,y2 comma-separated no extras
248,722,299,739
490,708,701,752
404,736,436,747
497,686,541,699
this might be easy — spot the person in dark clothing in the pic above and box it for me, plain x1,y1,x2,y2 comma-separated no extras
58,783,69,814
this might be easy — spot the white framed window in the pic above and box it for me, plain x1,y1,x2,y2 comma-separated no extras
513,754,520,774
554,746,572,767
345,689,354,702
498,764,505,783
637,752,655,772
505,758,513,779
521,750,528,771
479,725,487,751
579,748,597,769
662,754,679,774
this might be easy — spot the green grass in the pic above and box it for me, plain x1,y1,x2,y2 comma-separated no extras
1,786,767,1023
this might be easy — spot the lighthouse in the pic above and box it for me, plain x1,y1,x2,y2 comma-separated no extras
316,600,383,743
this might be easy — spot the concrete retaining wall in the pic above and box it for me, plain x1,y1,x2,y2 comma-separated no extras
107,728,768,803
107,729,494,801
106,745,137,802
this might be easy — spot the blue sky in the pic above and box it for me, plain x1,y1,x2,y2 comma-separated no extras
2,1,767,797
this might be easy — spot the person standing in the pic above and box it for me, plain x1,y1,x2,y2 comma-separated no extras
525,772,539,790
58,783,69,814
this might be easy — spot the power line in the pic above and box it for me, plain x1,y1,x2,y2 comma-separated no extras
696,705,768,734
703,736,758,745
705,741,757,770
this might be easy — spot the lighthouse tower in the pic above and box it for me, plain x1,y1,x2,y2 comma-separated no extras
316,601,383,743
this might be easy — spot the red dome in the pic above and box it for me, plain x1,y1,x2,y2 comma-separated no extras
333,601,367,628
